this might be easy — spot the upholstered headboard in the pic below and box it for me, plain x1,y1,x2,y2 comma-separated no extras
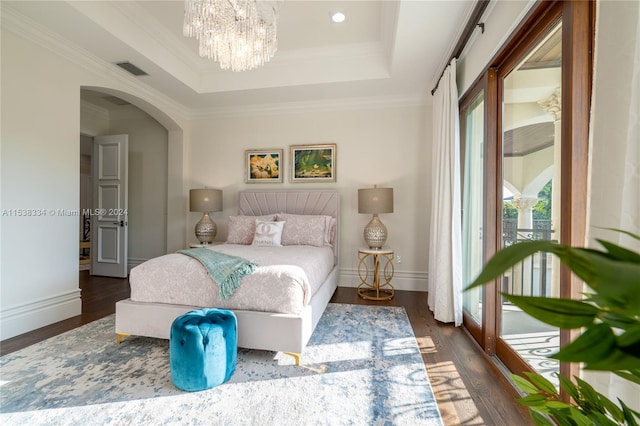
238,189,340,263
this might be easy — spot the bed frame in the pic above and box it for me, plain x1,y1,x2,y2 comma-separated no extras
115,189,340,365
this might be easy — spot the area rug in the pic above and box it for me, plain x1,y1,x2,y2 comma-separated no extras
0,303,442,425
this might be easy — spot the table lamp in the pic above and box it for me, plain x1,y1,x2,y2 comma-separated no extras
358,186,394,249
189,188,223,244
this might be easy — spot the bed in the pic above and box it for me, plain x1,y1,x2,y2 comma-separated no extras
115,189,340,365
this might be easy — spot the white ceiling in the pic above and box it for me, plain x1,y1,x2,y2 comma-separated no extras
4,0,475,112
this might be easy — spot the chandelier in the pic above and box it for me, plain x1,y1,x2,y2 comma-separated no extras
183,0,281,72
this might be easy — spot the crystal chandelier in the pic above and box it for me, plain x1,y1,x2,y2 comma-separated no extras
183,0,281,72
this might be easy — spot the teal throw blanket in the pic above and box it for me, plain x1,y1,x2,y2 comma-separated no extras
176,248,257,300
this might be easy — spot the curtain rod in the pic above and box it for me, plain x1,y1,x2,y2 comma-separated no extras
431,0,491,96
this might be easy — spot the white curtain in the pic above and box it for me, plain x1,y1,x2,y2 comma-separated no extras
584,0,640,411
428,58,463,326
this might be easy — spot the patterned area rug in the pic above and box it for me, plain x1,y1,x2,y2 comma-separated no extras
0,303,442,425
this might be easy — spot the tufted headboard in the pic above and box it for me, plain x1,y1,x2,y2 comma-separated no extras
238,189,340,264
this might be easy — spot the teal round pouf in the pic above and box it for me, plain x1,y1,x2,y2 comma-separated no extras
170,308,237,392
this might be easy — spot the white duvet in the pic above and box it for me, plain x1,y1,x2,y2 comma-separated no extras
129,244,335,315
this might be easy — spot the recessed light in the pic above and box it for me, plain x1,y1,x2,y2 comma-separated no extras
331,11,346,24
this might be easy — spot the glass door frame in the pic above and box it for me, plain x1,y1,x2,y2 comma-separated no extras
494,3,564,381
460,79,490,349
459,0,594,392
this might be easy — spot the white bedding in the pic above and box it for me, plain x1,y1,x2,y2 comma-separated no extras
129,244,335,315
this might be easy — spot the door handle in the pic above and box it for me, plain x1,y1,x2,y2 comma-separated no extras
112,220,125,227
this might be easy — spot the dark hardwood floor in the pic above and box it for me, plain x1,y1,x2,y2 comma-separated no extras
0,273,531,425
0,271,130,356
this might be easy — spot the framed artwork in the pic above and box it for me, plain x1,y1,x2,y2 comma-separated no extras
245,149,283,183
290,144,337,183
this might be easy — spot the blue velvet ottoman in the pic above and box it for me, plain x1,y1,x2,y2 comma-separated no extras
170,308,237,392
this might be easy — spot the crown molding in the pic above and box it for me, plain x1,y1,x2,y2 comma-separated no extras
200,41,386,75
2,4,428,121
379,0,400,67
198,41,389,93
458,0,499,62
67,1,393,96
429,0,478,91
1,4,191,123
71,1,201,91
109,1,200,70
191,93,427,119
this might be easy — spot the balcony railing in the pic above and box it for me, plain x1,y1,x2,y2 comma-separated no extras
502,219,555,298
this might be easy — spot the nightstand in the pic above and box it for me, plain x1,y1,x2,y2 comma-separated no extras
357,247,395,301
189,242,223,248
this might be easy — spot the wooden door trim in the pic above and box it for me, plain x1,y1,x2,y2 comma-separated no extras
558,0,594,384
491,2,563,383
483,68,499,355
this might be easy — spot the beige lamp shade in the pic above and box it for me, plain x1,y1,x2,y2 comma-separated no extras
189,188,223,244
358,187,393,249
358,187,394,214
189,189,223,212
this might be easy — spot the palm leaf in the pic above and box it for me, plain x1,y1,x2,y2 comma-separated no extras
467,240,566,289
502,294,598,329
551,323,616,363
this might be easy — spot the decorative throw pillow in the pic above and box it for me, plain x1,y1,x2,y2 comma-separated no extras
251,220,285,247
226,215,275,244
276,213,328,247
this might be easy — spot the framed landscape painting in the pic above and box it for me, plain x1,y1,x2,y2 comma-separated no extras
290,144,336,183
245,149,283,183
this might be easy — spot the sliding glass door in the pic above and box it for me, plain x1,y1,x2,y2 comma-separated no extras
460,0,593,390
498,21,562,385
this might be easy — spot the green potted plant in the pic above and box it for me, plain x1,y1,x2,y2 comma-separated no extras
467,230,640,425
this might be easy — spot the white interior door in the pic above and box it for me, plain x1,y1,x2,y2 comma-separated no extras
91,135,128,277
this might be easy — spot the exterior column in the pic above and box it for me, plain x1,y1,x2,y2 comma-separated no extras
538,88,561,298
513,196,538,230
538,87,562,241
512,197,538,296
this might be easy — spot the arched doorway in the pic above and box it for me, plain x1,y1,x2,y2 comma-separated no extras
79,87,185,257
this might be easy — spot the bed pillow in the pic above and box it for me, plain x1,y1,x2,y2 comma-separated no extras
226,215,276,245
251,220,285,247
325,217,337,247
276,213,331,247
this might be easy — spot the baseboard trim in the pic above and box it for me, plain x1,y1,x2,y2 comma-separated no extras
0,290,82,340
339,268,428,292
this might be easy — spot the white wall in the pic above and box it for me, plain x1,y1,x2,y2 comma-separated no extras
587,0,639,244
457,0,536,97
0,18,187,339
583,0,640,410
187,105,432,291
1,29,84,339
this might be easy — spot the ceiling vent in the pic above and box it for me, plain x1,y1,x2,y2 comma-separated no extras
115,61,148,76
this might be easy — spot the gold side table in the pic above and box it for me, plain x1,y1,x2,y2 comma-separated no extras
357,247,395,301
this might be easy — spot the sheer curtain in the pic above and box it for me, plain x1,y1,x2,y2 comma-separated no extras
428,58,463,326
584,0,640,410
